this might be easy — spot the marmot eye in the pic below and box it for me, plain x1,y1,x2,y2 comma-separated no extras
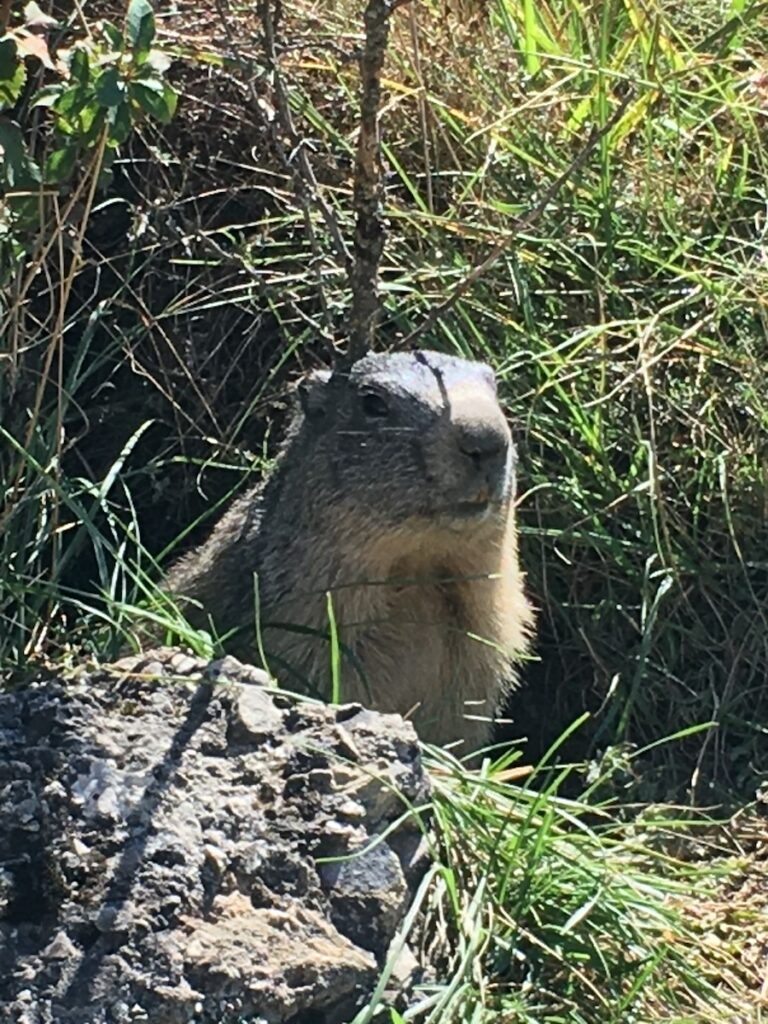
361,391,390,418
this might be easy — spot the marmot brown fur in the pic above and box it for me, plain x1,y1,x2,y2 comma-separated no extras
166,349,533,751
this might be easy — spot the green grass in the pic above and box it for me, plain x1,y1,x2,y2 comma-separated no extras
2,0,768,1018
348,738,760,1023
306,0,768,793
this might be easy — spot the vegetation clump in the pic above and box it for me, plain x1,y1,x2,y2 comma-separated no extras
2,0,767,1019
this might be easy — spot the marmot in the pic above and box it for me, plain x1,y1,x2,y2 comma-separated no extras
166,349,533,751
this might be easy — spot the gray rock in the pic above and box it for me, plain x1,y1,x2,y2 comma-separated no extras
0,649,431,1024
320,840,408,957
227,682,283,745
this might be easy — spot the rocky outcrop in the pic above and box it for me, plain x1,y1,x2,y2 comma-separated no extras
0,651,431,1024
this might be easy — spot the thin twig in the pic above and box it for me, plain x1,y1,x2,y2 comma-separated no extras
345,0,411,366
1,128,110,541
401,89,635,348
257,0,349,359
409,4,433,216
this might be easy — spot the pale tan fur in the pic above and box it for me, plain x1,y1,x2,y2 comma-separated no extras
259,515,530,749
167,350,534,752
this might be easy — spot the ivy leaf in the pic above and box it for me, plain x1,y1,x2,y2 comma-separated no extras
126,0,155,60
0,119,42,187
130,80,177,123
95,66,127,108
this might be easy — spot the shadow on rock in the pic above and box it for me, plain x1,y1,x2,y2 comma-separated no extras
0,650,432,1024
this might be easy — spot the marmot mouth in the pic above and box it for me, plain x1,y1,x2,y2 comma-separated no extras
430,486,507,523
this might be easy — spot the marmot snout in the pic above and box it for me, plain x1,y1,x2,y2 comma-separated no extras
426,374,514,520
166,349,534,751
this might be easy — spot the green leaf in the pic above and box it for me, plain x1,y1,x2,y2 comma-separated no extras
100,20,124,52
129,80,177,123
56,83,92,119
68,47,90,87
162,83,178,120
80,106,105,145
2,192,39,229
31,84,63,108
0,37,26,112
126,0,155,59
132,71,163,92
0,119,42,187
107,102,133,145
0,59,25,112
0,36,19,80
45,143,79,183
95,67,127,108
79,102,100,135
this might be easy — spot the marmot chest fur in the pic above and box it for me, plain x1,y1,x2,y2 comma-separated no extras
166,349,533,751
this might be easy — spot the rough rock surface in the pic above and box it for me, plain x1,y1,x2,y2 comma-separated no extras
0,650,431,1024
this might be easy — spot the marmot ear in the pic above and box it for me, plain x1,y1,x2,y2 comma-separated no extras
297,369,332,420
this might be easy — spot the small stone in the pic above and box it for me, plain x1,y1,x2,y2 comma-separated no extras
206,656,272,688
333,723,362,760
337,799,366,820
167,651,205,676
227,684,283,744
322,820,363,847
384,940,421,1002
108,653,146,673
320,841,409,957
42,930,78,960
307,768,334,793
203,844,228,879
142,660,166,677
96,785,121,819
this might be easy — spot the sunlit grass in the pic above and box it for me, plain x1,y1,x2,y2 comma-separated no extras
2,1,767,1017
349,736,761,1023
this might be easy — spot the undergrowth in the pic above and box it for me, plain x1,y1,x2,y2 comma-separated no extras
3,0,766,794
2,0,768,1018
351,740,765,1023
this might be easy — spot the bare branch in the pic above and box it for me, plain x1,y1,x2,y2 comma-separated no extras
345,0,410,367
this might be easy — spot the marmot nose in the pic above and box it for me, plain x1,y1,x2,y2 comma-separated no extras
456,421,510,474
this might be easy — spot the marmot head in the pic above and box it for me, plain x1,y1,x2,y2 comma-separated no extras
296,349,516,538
